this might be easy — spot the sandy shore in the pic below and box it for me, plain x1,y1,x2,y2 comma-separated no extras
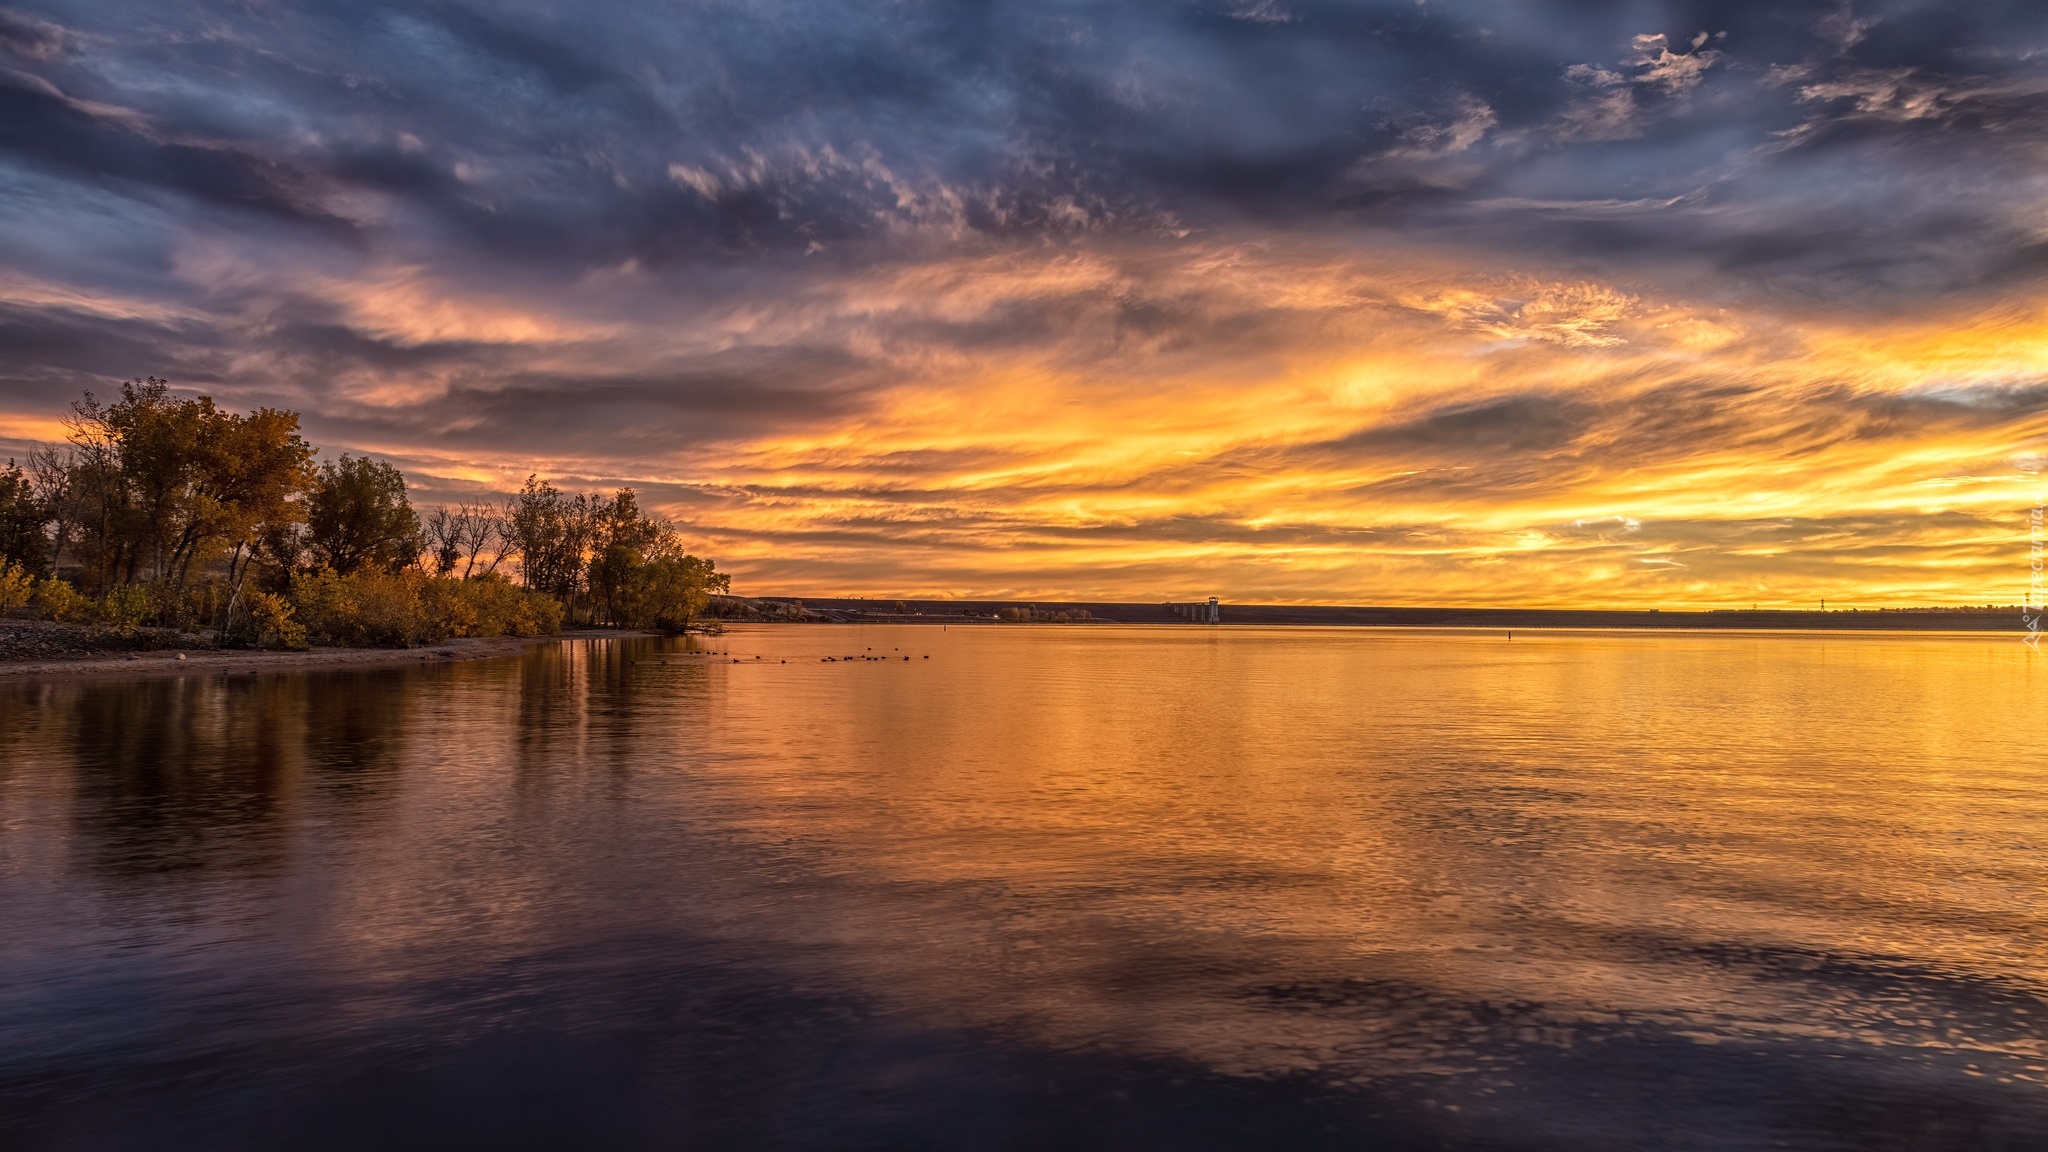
0,634,566,684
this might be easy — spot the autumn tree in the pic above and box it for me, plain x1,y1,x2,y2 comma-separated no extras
306,454,424,575
101,378,227,585
207,409,317,635
45,379,314,601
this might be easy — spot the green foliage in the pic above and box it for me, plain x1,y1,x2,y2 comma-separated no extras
505,478,727,628
0,560,32,612
586,489,730,629
306,454,424,575
291,569,562,647
624,553,727,629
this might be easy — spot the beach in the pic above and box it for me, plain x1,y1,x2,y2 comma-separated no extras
0,619,580,683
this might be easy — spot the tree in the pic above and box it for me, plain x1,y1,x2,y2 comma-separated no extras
0,460,51,575
586,488,667,626
42,379,312,598
26,444,73,576
504,477,727,629
306,455,424,575
629,551,728,629
56,387,137,590
206,408,316,637
425,501,508,579
425,507,462,576
101,377,227,586
507,476,597,603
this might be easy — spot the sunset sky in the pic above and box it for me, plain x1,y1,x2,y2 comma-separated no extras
2,0,2045,606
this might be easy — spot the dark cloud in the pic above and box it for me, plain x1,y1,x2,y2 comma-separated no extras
0,9,70,61
302,353,881,463
0,301,215,378
0,0,2035,311
0,69,345,229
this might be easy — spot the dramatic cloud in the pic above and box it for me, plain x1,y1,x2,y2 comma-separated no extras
2,0,2045,604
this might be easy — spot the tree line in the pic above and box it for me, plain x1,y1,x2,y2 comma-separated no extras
0,379,728,645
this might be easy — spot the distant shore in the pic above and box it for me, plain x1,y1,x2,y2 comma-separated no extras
746,598,2029,632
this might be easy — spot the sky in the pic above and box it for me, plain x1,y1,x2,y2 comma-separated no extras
2,0,2046,607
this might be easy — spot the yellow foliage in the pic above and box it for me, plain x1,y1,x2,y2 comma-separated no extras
290,569,562,647
244,590,307,650
32,577,87,622
96,584,154,629
0,561,31,612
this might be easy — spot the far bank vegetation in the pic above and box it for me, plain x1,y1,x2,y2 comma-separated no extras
0,379,728,649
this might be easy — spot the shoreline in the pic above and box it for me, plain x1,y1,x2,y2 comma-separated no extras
770,598,2029,632
0,631,660,685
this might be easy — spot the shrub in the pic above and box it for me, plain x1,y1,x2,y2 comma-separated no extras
416,575,479,641
520,588,564,636
244,590,307,650
291,568,420,646
446,572,560,637
146,582,218,631
32,577,88,622
291,569,562,647
97,584,153,630
0,560,31,612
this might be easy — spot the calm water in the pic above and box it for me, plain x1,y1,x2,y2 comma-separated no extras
1,626,2044,1150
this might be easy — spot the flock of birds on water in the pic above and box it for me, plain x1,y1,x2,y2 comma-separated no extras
637,647,930,666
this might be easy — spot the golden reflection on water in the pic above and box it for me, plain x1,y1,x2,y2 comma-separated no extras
2,626,2044,1140
662,628,2048,1084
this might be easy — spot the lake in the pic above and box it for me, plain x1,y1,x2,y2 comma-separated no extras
1,626,2043,1150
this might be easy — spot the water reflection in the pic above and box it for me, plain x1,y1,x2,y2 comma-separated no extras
0,627,2043,1150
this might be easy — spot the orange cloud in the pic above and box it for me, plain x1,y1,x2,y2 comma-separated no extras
6,239,2044,608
